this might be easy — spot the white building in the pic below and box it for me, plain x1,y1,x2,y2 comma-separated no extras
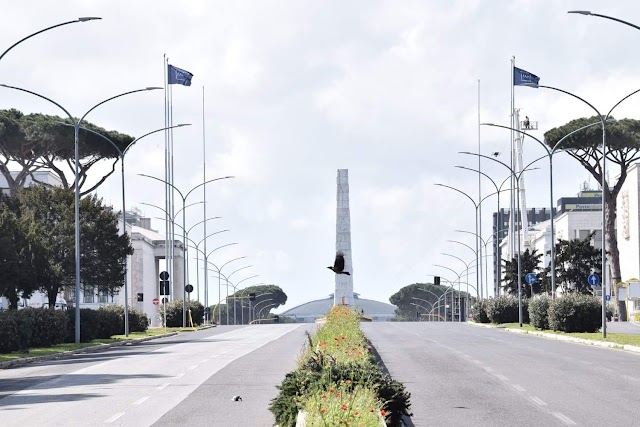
616,163,640,316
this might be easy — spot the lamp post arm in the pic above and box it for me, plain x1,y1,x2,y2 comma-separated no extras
138,173,185,201
80,87,162,124
455,165,498,193
0,84,74,123
69,124,122,157
434,183,478,209
568,11,640,31
123,124,191,156
0,18,101,63
185,176,235,200
447,240,476,256
188,216,222,236
459,151,514,175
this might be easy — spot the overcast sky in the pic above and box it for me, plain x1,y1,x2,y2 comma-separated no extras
3,0,640,312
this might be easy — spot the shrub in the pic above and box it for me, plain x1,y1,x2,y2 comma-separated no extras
471,299,490,323
66,308,109,342
548,293,601,333
636,312,640,322
99,305,149,333
19,308,68,347
163,300,203,327
0,313,20,352
528,295,551,330
486,296,520,324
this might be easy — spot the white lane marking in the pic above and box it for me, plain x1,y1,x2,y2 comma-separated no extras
188,365,198,370
105,413,125,423
156,383,170,391
579,360,592,365
483,367,494,373
530,396,547,406
495,374,509,382
133,396,149,405
471,359,482,364
553,412,577,425
199,359,209,363
512,384,526,392
175,373,185,379
463,354,473,358
623,375,640,382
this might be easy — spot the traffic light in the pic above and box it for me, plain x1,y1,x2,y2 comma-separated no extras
417,311,420,319
249,293,256,301
273,315,280,323
434,276,441,286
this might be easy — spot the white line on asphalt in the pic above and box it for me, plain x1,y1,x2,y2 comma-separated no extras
623,375,640,382
133,396,150,405
495,374,509,382
471,359,482,364
105,413,125,423
463,354,473,359
175,373,185,379
156,383,170,391
512,384,526,392
552,412,577,425
199,359,209,363
530,396,547,406
483,367,494,373
579,360,592,365
188,365,198,370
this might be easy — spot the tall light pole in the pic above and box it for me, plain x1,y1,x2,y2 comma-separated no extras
68,123,190,336
0,84,162,343
0,17,101,64
138,174,234,326
433,264,464,322
230,275,259,324
209,256,246,325
225,265,253,325
520,84,640,337
441,253,472,321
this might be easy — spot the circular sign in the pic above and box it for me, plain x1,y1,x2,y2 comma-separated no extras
525,273,537,285
152,298,160,305
160,271,169,280
605,294,611,302
162,297,168,304
185,284,194,293
588,273,600,287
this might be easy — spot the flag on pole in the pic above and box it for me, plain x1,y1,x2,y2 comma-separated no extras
513,66,540,86
167,64,194,86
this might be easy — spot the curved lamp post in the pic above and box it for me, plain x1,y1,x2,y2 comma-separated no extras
441,253,473,320
254,298,275,320
225,265,253,325
208,256,246,324
0,83,162,343
433,264,464,322
519,83,640,337
228,275,259,324
69,123,190,336
138,173,234,326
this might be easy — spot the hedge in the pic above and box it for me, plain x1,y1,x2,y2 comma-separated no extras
528,295,551,330
99,305,149,333
162,300,204,327
471,299,490,323
548,293,601,333
486,295,529,324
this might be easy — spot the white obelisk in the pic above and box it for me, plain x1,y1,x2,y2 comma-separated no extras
335,169,354,306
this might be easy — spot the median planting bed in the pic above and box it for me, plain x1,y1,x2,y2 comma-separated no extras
270,306,411,427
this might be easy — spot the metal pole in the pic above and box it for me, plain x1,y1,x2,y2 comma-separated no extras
601,121,607,338
516,178,523,327
182,198,187,327
74,123,81,343
121,158,129,336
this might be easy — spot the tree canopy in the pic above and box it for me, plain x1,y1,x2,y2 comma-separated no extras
228,284,288,324
554,232,601,295
502,248,543,298
389,282,467,320
0,109,134,196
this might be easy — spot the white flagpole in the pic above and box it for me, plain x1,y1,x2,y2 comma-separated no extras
510,57,516,288
202,85,208,322
163,55,169,327
477,78,483,301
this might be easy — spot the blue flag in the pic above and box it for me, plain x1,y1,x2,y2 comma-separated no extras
167,64,193,86
514,66,540,86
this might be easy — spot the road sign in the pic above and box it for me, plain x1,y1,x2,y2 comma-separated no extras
160,280,170,295
588,273,600,287
605,294,611,302
152,298,160,305
159,271,169,281
525,273,537,285
185,284,194,293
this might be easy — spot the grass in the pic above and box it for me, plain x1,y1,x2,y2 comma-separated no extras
0,325,207,363
499,322,640,347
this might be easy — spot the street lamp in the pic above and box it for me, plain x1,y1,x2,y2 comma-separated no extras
0,17,101,64
208,256,246,325
433,264,464,322
441,253,473,321
520,84,640,337
138,173,234,326
228,275,259,324
568,11,640,30
254,298,275,320
0,83,162,343
67,123,190,336
225,265,253,325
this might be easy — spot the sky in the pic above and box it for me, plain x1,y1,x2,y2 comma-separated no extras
2,0,640,312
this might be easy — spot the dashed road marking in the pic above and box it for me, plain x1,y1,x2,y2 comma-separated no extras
105,413,125,423
512,384,526,392
133,396,149,405
623,375,640,382
175,373,185,379
156,383,170,391
552,412,577,425
483,366,494,372
495,374,509,382
471,359,482,364
188,365,198,370
530,396,547,406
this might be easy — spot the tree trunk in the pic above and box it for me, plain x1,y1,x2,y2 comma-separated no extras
47,286,59,309
606,190,627,321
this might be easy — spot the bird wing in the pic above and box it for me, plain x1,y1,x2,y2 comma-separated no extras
334,253,345,272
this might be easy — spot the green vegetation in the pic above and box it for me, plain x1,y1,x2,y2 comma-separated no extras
528,295,551,330
486,295,528,324
270,307,410,426
502,249,544,297
389,282,470,321
500,323,640,347
548,293,601,332
471,299,490,323
162,300,205,327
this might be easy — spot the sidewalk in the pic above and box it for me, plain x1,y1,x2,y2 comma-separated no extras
468,321,640,355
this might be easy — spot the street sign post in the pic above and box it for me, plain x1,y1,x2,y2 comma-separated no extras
588,273,600,287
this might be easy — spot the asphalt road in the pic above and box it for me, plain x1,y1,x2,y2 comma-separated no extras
0,324,310,427
361,322,640,427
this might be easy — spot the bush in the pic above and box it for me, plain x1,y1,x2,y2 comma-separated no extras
99,305,149,333
635,312,640,322
66,308,119,342
0,313,20,352
487,296,520,324
548,293,601,333
471,299,490,323
163,300,203,327
528,295,551,330
19,308,68,347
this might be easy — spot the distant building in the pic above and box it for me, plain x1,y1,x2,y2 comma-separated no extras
279,294,396,323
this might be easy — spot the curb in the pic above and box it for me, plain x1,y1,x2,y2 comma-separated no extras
467,321,640,355
0,331,179,370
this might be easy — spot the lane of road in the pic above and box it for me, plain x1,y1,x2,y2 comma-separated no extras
0,324,307,427
362,323,640,426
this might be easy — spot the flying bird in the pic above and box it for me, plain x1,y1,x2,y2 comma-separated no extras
328,252,350,275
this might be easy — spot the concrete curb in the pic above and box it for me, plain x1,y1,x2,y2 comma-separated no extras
467,321,640,355
0,331,178,370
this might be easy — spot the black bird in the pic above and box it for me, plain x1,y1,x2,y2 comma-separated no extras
328,252,350,275
232,395,242,401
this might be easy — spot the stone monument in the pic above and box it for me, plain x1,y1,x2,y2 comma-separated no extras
334,169,354,306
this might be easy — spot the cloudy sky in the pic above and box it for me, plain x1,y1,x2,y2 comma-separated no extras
2,0,640,311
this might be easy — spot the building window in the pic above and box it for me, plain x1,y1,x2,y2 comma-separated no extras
98,290,108,304
67,287,76,303
83,286,95,304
